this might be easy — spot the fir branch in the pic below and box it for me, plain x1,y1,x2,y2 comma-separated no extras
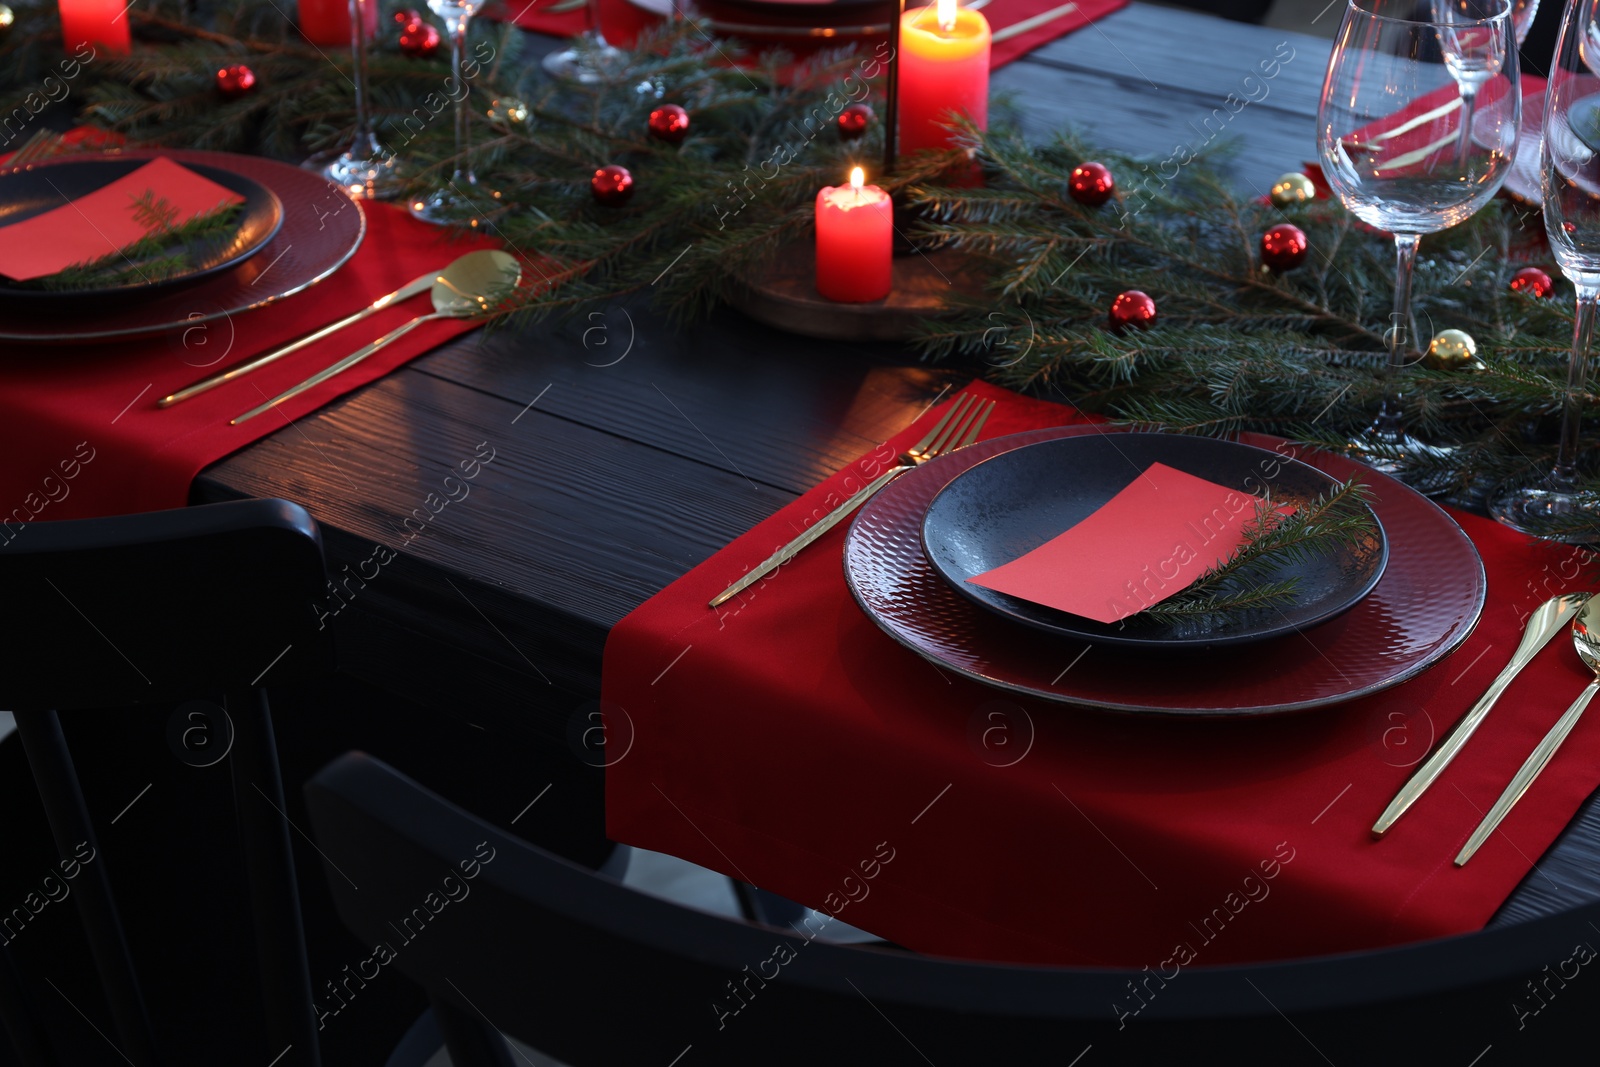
23,193,242,291
1139,477,1380,621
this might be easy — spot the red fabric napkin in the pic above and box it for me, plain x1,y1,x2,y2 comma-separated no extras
0,158,244,282
482,0,1128,69
604,380,1600,966
0,203,496,524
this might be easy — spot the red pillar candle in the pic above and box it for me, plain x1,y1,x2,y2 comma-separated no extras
815,167,893,303
58,0,131,55
898,0,991,155
298,0,379,48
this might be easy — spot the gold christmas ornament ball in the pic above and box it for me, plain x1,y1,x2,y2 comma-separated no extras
1269,171,1316,207
1425,329,1483,371
0,5,13,40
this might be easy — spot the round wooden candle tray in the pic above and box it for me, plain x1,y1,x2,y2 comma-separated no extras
726,245,984,343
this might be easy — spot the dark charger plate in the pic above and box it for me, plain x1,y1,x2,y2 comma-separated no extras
920,433,1389,649
0,158,284,304
845,427,1484,716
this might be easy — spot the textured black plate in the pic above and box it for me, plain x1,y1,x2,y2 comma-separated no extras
0,158,284,303
919,433,1388,649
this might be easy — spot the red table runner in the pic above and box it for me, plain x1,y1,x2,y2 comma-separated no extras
604,380,1600,967
487,0,1129,69
0,201,496,524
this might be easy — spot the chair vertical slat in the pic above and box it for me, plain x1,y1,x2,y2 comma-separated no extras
11,710,158,1067
0,941,57,1067
229,689,321,1067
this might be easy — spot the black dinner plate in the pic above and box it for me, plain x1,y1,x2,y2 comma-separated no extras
919,433,1389,649
0,158,284,304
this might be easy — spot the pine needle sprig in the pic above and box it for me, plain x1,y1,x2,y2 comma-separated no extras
1140,477,1380,621
24,192,242,291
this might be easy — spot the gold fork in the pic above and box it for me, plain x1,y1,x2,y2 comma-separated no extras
709,392,996,609
4,130,63,168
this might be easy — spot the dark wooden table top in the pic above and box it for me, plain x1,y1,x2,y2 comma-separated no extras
195,3,1595,931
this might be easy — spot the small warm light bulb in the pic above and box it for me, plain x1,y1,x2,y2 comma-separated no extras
937,0,957,31
850,166,865,190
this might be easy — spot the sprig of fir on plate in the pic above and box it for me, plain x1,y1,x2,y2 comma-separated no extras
1138,477,1379,622
23,191,242,292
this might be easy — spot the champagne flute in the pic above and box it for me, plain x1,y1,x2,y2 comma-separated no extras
1317,0,1520,487
542,0,624,84
1490,0,1600,539
318,0,403,199
410,0,487,224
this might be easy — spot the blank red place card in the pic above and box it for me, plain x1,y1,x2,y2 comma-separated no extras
0,157,243,282
968,462,1273,623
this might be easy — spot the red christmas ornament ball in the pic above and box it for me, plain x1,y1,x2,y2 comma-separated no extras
591,164,634,206
648,104,690,145
1108,290,1157,331
1510,266,1554,298
1069,161,1115,207
1260,222,1309,272
398,16,440,57
837,103,874,141
215,64,257,99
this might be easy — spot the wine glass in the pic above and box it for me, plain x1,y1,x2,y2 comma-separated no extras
1317,0,1520,487
410,0,488,224
1435,0,1539,163
317,0,403,200
542,0,624,84
1489,0,1600,539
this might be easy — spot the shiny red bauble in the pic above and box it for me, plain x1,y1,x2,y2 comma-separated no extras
648,104,690,145
1260,223,1309,272
398,15,440,57
591,164,634,206
1108,290,1157,331
1509,266,1554,298
1069,161,1116,207
215,64,257,99
837,103,874,142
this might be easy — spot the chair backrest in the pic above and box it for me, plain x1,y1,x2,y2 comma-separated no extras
0,497,333,709
305,752,1600,1065
0,498,333,1067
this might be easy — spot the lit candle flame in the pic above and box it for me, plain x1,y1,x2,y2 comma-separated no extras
937,0,956,31
850,166,865,190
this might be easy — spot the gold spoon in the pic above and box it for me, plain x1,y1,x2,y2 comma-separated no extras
231,250,520,425
1457,596,1600,865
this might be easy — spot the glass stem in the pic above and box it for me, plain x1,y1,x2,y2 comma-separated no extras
1453,87,1477,167
449,15,473,185
347,0,380,159
1375,233,1421,443
1554,285,1599,491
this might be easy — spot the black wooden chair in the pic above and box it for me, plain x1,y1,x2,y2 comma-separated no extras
0,498,334,1067
306,751,1600,1066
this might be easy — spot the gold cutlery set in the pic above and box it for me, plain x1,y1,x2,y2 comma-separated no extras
160,250,519,424
1375,592,1597,865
